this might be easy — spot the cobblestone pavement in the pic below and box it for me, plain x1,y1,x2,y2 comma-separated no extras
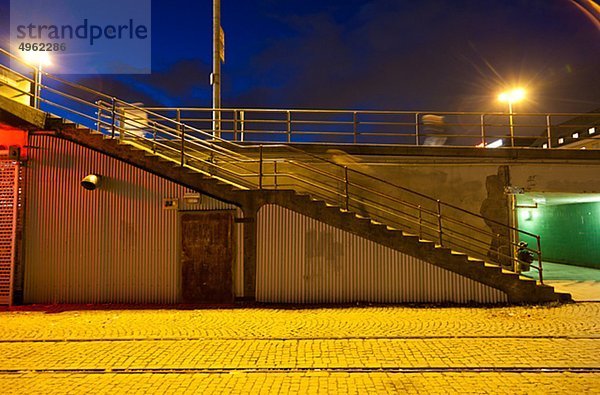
0,303,598,394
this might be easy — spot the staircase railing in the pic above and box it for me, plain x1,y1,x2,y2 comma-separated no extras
0,47,544,282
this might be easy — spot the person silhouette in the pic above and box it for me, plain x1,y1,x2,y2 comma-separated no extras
422,114,447,146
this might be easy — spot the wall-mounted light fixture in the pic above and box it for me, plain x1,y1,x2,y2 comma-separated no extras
81,174,102,191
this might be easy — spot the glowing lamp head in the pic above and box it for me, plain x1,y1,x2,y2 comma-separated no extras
21,51,51,67
498,88,526,104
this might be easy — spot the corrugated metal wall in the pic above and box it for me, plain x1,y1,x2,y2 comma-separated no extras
24,135,242,304
256,204,507,304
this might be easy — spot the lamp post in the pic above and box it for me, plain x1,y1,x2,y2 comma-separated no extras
498,88,525,147
212,0,222,138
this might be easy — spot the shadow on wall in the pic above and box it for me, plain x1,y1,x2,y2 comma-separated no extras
479,166,510,264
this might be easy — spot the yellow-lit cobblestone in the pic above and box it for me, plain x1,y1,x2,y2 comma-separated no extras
0,303,598,393
0,372,598,395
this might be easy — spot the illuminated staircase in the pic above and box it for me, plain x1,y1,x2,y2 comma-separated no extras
0,47,572,303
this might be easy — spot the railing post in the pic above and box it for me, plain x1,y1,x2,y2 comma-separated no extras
274,161,278,190
546,114,552,149
259,144,263,189
176,108,181,139
152,121,157,154
180,124,185,167
110,97,116,139
480,113,486,147
353,112,358,144
96,100,102,133
287,111,292,143
344,166,349,211
437,200,443,245
418,205,422,238
508,102,515,147
537,235,544,284
33,66,40,109
415,113,420,146
233,110,238,141
240,110,245,142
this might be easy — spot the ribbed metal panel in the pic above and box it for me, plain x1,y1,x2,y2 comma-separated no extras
256,205,507,304
24,135,241,304
0,160,18,305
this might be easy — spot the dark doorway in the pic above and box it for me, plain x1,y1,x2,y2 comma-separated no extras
181,211,235,303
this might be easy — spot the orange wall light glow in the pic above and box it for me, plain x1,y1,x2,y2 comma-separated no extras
0,123,28,158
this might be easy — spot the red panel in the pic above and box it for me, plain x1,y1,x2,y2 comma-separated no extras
0,123,28,158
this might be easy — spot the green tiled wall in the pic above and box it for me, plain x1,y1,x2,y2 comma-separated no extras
517,202,600,269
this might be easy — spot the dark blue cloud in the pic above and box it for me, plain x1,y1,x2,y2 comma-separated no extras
1,0,598,113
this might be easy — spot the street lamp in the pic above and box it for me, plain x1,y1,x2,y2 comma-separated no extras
21,51,51,109
498,88,526,147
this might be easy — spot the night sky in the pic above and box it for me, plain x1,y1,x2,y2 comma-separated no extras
1,0,599,113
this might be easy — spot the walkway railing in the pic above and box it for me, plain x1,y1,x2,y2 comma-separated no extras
0,47,546,282
140,107,599,149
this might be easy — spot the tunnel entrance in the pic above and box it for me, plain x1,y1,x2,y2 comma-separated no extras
516,192,600,301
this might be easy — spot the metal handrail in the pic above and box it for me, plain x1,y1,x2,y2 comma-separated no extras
0,47,547,282
141,106,599,149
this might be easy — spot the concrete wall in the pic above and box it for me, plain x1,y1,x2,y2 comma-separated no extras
305,149,600,265
510,165,600,194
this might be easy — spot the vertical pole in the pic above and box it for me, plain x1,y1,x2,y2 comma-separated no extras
415,113,420,146
480,113,486,147
344,166,349,211
287,110,291,143
437,200,443,245
418,205,422,239
233,110,238,141
180,124,185,167
546,114,552,148
508,102,515,147
152,121,157,153
508,194,518,272
537,236,544,284
96,101,102,133
240,110,245,142
33,65,42,109
212,0,222,138
176,108,181,141
110,97,116,139
37,65,43,109
353,112,358,144
273,161,278,190
259,144,263,189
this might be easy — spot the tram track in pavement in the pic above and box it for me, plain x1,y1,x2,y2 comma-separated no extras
0,367,599,375
0,335,597,343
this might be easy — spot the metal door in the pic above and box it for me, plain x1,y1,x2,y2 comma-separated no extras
181,210,234,303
